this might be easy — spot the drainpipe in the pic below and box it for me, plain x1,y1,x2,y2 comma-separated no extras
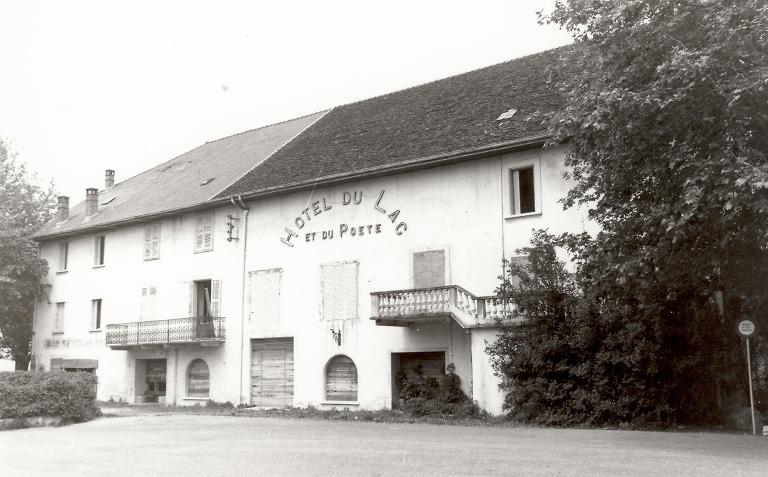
231,195,250,405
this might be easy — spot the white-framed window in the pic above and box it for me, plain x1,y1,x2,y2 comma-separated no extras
91,299,102,330
54,302,65,333
144,223,161,260
320,261,358,321
58,242,69,271
194,213,214,253
140,286,158,321
94,235,105,266
325,355,358,402
502,154,542,218
187,359,210,398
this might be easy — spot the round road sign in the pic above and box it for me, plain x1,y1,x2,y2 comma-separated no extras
738,320,755,337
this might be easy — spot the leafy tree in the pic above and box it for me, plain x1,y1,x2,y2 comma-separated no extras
0,139,55,370
541,0,768,420
489,1,768,425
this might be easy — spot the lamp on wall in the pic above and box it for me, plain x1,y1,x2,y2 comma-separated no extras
330,328,341,346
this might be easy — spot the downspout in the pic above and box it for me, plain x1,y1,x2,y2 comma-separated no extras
231,195,250,404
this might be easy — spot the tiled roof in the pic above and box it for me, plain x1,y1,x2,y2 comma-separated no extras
35,45,572,240
217,46,570,198
34,111,327,239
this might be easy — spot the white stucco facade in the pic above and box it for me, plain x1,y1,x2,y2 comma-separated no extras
31,145,594,414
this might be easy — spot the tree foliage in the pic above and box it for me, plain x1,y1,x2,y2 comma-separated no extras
0,139,55,369
489,1,768,426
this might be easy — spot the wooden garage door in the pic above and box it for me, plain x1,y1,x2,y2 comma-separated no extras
251,338,294,407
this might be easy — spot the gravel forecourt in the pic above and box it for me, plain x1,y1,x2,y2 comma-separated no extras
1,413,766,476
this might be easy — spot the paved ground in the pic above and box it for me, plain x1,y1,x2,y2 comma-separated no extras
1,414,766,476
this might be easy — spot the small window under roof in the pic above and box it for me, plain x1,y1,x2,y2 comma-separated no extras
200,178,215,186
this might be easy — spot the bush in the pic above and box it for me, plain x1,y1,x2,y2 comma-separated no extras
0,371,101,423
397,364,484,419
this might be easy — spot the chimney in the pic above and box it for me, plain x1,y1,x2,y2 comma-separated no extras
57,196,69,221
105,169,115,189
85,188,99,216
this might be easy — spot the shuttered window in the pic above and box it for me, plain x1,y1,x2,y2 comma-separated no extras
320,261,358,321
54,302,65,332
325,355,358,402
94,235,105,266
140,286,158,321
413,249,446,289
194,213,214,253
144,223,161,260
187,359,210,398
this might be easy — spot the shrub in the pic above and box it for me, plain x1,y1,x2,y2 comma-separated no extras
0,371,101,423
397,364,483,419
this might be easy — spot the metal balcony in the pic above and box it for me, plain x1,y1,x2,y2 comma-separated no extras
106,316,225,350
370,285,517,328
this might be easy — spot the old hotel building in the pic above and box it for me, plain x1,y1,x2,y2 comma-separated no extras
31,47,592,414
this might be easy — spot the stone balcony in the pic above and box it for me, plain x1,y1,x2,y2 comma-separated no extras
106,316,225,350
370,285,518,328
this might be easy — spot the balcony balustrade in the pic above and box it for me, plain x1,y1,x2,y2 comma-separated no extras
370,285,516,328
106,316,225,349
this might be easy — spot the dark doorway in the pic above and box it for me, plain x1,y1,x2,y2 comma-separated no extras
391,351,446,406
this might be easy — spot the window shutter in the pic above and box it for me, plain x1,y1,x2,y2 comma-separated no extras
195,216,205,251
249,269,281,325
183,282,194,316
320,262,358,321
144,226,152,259
210,280,222,316
203,215,213,250
152,225,161,257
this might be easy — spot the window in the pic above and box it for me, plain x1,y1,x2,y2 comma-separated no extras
320,262,358,321
91,299,102,330
140,287,158,321
194,213,214,253
144,223,161,260
510,166,536,215
248,269,281,326
54,302,65,333
58,242,69,271
187,359,210,398
94,235,105,266
325,355,358,402
413,249,446,289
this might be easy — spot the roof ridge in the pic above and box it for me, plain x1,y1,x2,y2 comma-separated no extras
202,109,332,145
210,109,331,199
319,43,573,112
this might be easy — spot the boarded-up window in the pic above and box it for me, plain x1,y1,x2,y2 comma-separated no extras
144,223,161,260
320,262,358,321
413,250,446,289
194,213,214,253
187,359,210,398
507,255,529,288
325,355,358,402
249,269,281,325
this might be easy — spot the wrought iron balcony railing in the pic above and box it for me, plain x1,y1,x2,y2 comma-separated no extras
106,316,225,349
370,285,516,328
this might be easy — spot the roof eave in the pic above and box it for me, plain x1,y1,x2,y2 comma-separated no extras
33,133,550,242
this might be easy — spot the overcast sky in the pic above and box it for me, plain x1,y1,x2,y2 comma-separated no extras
0,1,571,202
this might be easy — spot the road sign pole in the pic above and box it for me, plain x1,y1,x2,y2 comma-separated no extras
746,338,757,436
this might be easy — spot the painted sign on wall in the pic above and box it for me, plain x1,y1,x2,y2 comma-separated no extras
280,189,407,247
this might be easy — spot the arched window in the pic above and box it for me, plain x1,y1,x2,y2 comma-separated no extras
325,355,357,402
187,359,209,398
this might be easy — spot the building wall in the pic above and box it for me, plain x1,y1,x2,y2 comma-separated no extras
32,145,594,413
33,204,248,404
241,145,592,411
